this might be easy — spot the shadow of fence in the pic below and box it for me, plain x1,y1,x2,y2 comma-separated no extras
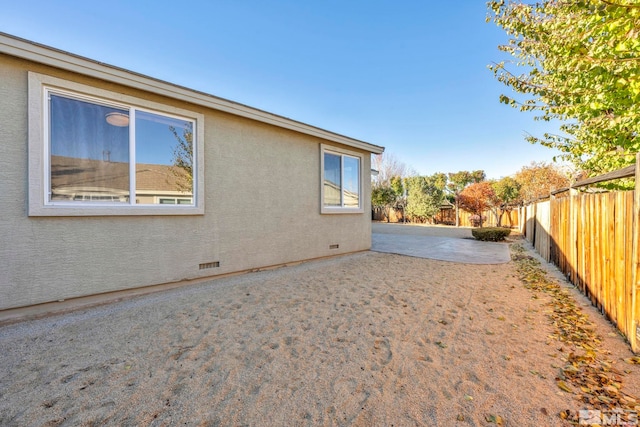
519,157,640,354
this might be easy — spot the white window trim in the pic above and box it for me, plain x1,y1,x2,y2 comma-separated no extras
28,72,205,216
320,144,364,214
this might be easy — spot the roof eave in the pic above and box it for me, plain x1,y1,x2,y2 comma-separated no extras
0,32,384,155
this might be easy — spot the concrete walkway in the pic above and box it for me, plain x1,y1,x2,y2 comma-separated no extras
371,223,511,264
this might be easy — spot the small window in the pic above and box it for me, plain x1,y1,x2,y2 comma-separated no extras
28,72,204,216
321,145,363,213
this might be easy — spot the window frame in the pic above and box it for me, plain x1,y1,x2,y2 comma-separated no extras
28,72,205,216
320,144,364,214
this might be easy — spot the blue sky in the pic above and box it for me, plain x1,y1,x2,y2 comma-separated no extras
2,1,566,179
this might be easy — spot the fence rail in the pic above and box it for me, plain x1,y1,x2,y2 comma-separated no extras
519,155,640,353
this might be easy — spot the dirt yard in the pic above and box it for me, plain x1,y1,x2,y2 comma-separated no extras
0,229,638,426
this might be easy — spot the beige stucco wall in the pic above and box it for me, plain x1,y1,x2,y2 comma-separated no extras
0,53,373,310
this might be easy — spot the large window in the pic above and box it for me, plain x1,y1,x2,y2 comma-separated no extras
321,145,363,213
28,73,204,216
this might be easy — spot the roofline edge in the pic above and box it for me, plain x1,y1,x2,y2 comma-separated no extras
0,32,385,155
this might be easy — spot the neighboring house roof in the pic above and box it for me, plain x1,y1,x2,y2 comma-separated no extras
0,32,384,155
51,155,191,194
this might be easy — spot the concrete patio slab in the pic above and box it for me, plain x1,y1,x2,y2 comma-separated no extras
371,223,511,264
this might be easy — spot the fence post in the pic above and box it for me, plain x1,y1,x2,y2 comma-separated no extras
631,153,640,353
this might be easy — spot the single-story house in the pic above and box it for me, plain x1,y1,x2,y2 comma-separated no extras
0,33,384,311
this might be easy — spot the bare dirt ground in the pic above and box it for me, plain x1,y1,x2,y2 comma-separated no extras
0,228,638,426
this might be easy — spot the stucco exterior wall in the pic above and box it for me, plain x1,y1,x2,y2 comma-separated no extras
0,53,373,310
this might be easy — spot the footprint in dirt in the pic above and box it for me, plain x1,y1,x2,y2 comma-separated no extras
331,379,370,423
369,337,392,371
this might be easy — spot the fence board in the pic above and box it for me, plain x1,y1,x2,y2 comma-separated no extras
606,193,615,324
523,186,637,353
569,191,578,285
632,155,640,353
535,201,551,262
614,192,626,333
603,194,614,322
373,207,520,228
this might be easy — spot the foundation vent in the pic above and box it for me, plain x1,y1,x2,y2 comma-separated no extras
199,261,220,270
329,244,339,249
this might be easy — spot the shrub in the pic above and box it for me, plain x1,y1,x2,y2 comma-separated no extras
469,214,483,227
471,227,511,242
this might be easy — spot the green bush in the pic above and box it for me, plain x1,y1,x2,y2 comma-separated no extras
471,227,512,242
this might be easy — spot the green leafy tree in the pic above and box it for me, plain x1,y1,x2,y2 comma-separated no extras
514,161,571,202
390,176,404,196
390,176,406,222
487,0,640,175
447,170,486,226
371,185,398,223
431,172,449,191
405,174,446,223
491,176,521,226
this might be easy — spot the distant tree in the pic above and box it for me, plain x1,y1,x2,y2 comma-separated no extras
431,172,449,191
372,153,407,187
458,182,499,228
514,162,571,203
371,185,397,223
447,170,486,226
405,174,446,223
390,176,406,222
390,175,404,196
491,176,521,227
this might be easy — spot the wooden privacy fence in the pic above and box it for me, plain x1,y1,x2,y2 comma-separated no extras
373,206,519,227
519,155,640,353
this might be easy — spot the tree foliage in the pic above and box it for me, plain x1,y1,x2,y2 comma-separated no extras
371,185,398,223
372,153,407,187
458,182,500,227
514,161,572,202
492,176,521,207
487,0,640,175
447,170,486,193
447,170,486,226
390,176,404,196
491,176,521,226
405,174,446,223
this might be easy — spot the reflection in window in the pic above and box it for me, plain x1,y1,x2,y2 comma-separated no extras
158,198,193,204
47,91,195,206
343,156,360,208
323,153,342,207
49,94,130,202
322,150,361,210
135,111,193,205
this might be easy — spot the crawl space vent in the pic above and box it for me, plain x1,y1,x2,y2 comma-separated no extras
329,244,339,249
199,261,220,270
